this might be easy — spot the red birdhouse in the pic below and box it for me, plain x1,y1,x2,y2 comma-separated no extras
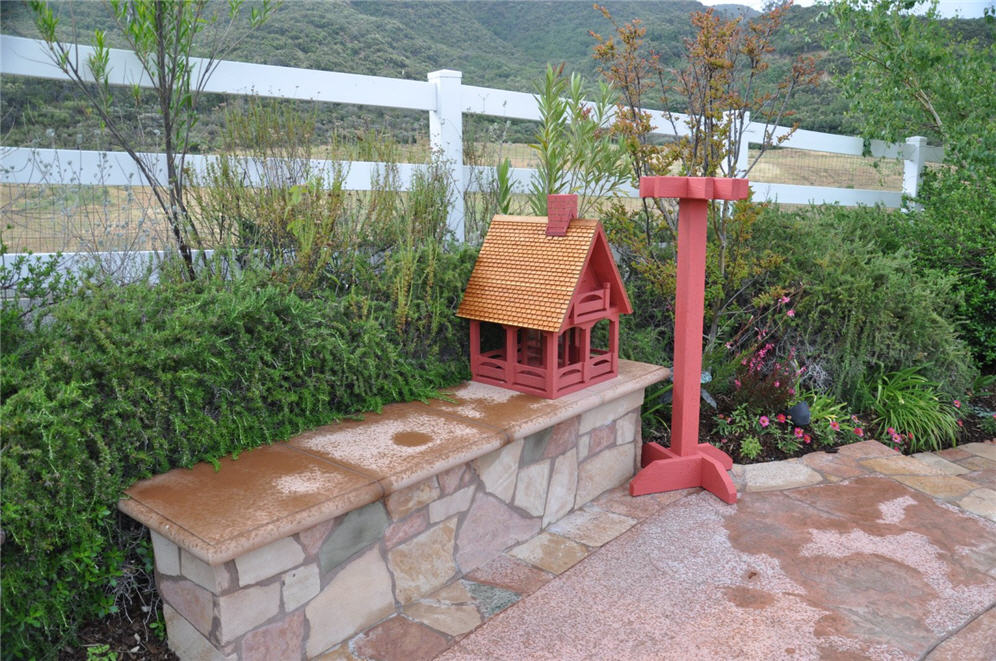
457,195,632,399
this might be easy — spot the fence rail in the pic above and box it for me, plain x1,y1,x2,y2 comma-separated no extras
2,34,944,255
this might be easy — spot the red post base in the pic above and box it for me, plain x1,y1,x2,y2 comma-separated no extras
630,442,737,504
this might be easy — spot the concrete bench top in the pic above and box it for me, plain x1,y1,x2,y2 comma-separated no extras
119,360,670,566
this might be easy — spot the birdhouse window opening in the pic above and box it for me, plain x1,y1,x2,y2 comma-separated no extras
516,328,545,367
472,321,509,384
557,327,583,367
589,319,608,355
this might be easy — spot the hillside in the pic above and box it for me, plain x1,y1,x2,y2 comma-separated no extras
1,1,991,150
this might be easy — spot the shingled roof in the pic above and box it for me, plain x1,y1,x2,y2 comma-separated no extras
458,215,613,333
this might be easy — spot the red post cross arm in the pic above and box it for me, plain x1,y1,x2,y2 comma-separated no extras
630,176,749,504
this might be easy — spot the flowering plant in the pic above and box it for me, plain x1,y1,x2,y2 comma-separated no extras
712,391,864,462
731,343,805,412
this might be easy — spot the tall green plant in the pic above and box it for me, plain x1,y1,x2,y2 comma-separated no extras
868,366,959,452
827,0,995,159
30,0,276,279
496,157,514,215
528,63,630,218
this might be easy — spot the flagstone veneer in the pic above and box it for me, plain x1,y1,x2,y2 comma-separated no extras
119,359,668,660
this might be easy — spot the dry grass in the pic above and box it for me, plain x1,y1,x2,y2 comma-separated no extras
1,184,173,254
3,143,906,254
747,147,903,190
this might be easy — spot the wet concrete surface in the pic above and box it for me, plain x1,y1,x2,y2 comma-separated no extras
438,452,996,660
331,441,996,660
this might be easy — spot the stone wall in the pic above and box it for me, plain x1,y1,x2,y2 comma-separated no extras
152,389,645,660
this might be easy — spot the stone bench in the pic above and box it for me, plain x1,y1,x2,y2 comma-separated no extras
120,359,669,660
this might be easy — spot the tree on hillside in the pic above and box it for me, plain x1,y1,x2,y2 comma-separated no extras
30,0,276,279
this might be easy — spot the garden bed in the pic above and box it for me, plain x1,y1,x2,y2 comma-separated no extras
648,390,996,466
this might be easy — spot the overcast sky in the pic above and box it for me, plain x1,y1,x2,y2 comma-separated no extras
697,0,995,18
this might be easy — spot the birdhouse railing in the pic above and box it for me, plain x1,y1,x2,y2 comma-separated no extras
571,284,611,323
475,351,506,382
470,325,615,398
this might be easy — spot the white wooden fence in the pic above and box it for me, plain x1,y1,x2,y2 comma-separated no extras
2,34,944,251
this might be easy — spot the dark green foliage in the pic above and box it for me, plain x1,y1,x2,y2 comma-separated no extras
751,205,976,409
774,175,996,371
824,0,995,370
912,169,996,370
0,246,475,657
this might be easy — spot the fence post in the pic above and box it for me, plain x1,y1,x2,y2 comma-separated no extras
903,136,927,200
734,111,750,178
428,69,465,241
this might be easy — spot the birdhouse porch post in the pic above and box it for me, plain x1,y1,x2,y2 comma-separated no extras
630,176,749,504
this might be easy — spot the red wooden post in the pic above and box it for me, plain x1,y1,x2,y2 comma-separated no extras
503,325,517,385
630,176,749,504
544,331,557,398
469,320,480,360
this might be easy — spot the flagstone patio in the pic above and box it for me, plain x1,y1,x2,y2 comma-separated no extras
322,440,996,661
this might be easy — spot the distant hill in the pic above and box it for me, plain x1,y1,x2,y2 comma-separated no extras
1,1,991,149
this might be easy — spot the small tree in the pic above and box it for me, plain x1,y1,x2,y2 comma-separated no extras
827,0,994,152
529,63,631,219
30,0,276,279
590,2,818,352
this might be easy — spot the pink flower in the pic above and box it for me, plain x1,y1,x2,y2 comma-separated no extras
853,427,864,437
804,434,812,444
887,427,896,435
774,381,780,388
891,433,902,444
786,309,795,317
759,415,770,428
779,295,791,304
953,400,961,408
734,378,742,389
957,419,964,428
776,413,787,424
794,427,804,438
829,420,840,431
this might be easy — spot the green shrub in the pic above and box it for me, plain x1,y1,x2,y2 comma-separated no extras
867,366,959,452
751,205,977,408
0,251,474,657
773,174,996,372
909,168,996,371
